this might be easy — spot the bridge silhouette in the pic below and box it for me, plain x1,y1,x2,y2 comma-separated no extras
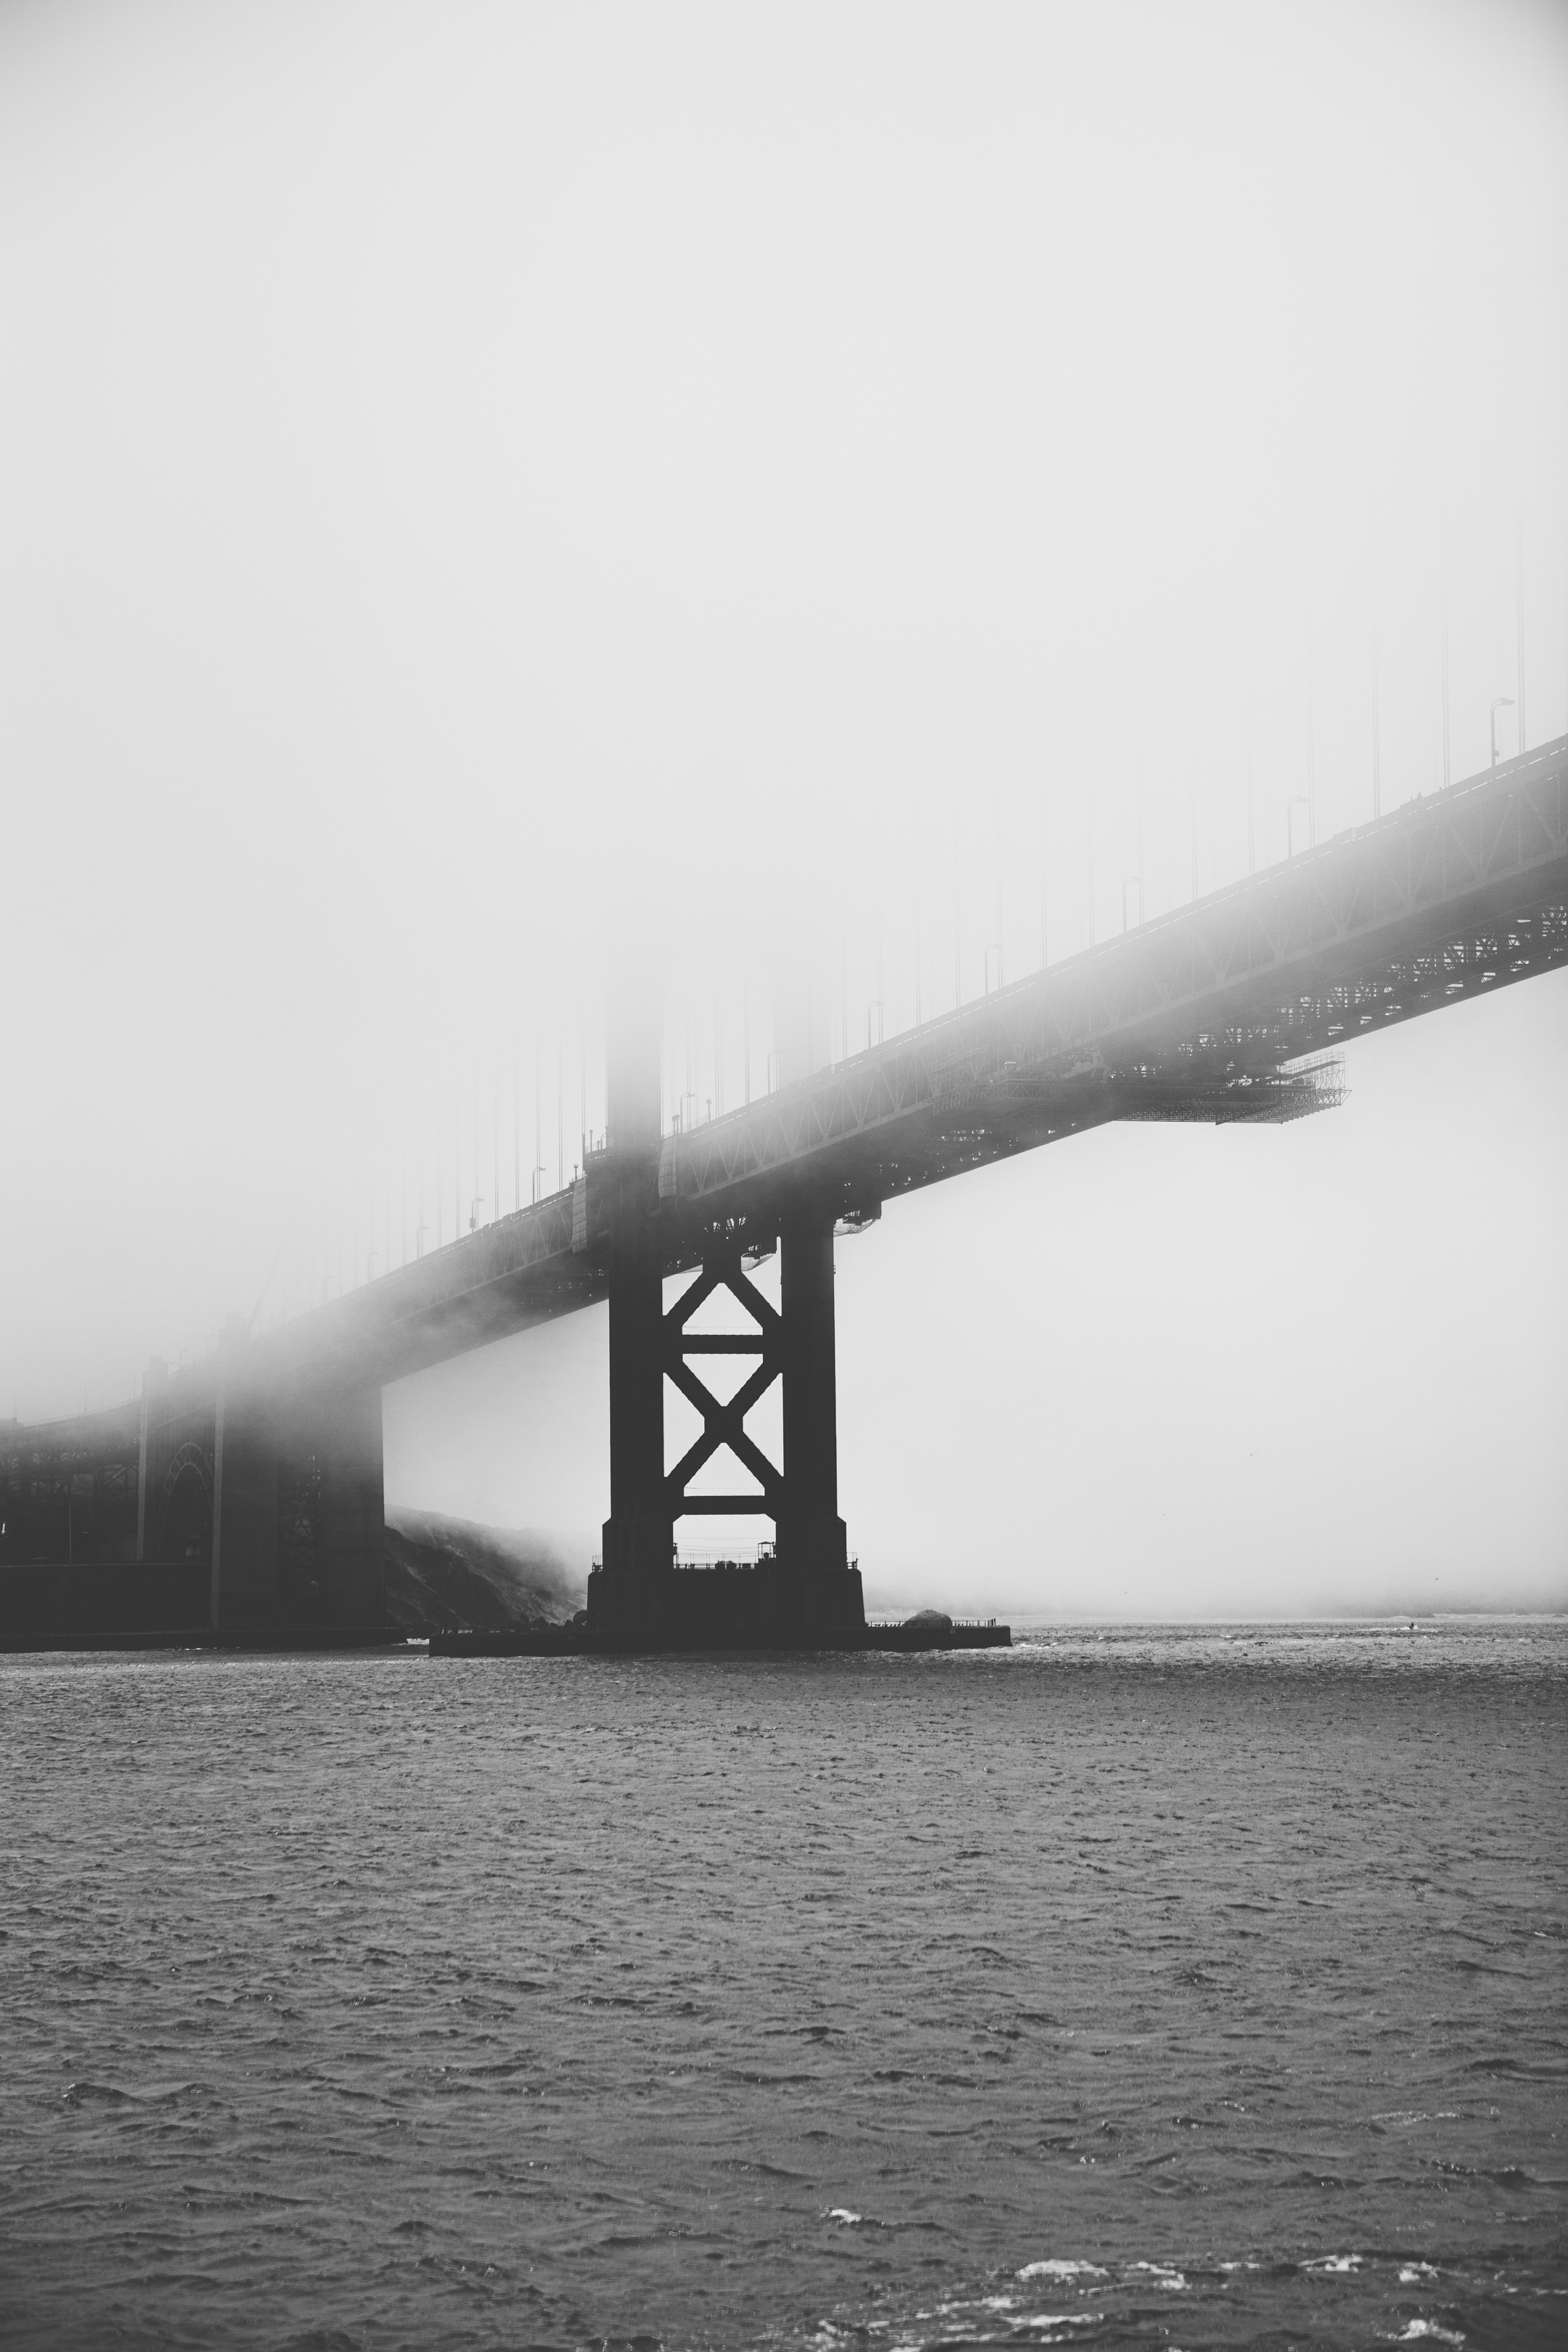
4,734,1565,1645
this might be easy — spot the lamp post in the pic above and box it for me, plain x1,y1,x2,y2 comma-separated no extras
1490,697,1515,768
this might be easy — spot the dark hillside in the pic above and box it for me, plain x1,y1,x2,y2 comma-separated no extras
384,1508,587,1633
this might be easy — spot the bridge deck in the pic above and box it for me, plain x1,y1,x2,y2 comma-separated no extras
17,735,1564,1410
664,731,1567,1224
255,731,1567,1389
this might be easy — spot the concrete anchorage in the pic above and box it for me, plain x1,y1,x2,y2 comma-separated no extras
136,1322,386,1635
587,989,865,1651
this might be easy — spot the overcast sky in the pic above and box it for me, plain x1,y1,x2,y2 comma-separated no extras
3,1,1564,1612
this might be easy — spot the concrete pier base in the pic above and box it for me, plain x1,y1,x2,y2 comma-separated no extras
585,1559,866,1652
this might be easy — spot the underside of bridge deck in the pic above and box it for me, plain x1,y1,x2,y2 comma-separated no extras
213,734,1566,1409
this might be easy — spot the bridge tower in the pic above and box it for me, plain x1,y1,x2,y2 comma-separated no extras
777,1205,849,1597
589,968,864,1650
597,984,673,1600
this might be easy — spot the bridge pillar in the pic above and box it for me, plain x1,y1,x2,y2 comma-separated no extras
310,1379,386,1628
600,1172,671,1584
211,1323,279,1630
210,1320,385,1633
589,1201,864,1648
774,1206,860,1640
211,1326,278,1637
588,967,862,1650
594,979,673,1643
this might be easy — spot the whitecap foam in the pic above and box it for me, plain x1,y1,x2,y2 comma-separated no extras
1400,2264,1440,2284
1387,2324,1464,2346
824,2207,863,2226
1018,2260,1108,2281
1132,2262,1189,2290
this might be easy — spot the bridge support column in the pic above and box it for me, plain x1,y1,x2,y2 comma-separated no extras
589,1202,864,1650
587,970,862,1651
210,1320,385,1633
311,1381,386,1628
591,980,674,1647
773,1208,861,1641
598,1173,672,1583
211,1318,277,1630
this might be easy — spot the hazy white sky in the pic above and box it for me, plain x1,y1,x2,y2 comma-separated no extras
3,1,1565,1610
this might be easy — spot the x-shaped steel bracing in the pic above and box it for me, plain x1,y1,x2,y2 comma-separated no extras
663,1251,782,1517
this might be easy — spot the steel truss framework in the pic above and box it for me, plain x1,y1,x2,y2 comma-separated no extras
662,1247,781,1521
664,734,1568,1216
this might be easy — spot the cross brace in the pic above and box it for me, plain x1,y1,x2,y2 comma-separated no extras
662,1249,781,1515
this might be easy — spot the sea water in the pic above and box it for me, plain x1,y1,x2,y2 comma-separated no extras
1,1624,1563,2349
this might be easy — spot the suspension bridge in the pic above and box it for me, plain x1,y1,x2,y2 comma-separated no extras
3,732,1565,1645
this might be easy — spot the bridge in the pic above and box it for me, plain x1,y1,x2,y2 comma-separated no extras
4,733,1565,1644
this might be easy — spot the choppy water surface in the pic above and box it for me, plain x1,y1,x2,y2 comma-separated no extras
1,1623,1564,2351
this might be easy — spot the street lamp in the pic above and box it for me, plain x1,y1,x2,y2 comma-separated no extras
1490,697,1515,768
